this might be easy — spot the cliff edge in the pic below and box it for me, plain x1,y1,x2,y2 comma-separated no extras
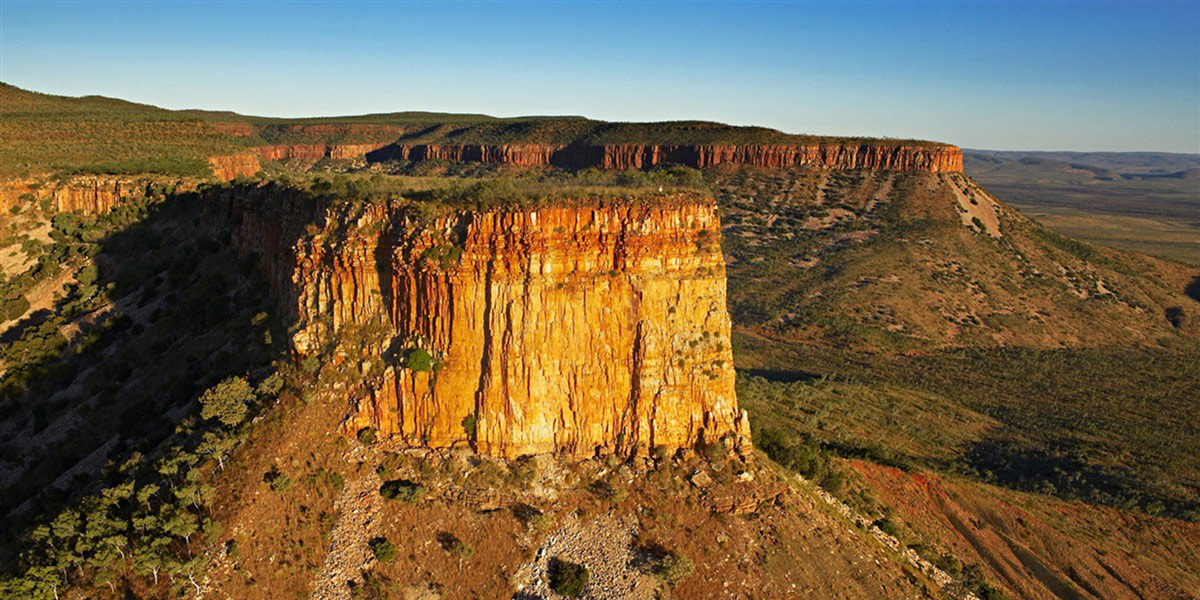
224,188,750,458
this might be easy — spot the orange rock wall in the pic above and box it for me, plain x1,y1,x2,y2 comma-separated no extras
256,143,391,162
232,194,748,458
207,154,262,180
369,143,963,173
0,176,194,215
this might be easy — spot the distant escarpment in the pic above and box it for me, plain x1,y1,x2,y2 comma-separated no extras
218,187,749,458
256,142,391,162
367,142,963,173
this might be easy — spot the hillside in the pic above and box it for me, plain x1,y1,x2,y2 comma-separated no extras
711,166,1200,349
0,84,1198,600
0,82,955,180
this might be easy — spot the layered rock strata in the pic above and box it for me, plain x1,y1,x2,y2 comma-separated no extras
368,142,963,173
207,154,262,180
229,191,748,458
0,176,196,214
255,143,392,162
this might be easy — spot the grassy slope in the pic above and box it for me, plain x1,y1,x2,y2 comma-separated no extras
712,166,1200,351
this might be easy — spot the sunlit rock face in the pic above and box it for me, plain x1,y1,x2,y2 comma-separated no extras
368,142,963,172
236,192,748,458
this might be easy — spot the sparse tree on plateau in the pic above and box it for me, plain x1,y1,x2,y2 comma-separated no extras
199,376,254,427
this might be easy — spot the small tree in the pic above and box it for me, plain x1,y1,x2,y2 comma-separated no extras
199,377,254,427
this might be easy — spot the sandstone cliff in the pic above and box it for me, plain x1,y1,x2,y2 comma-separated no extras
368,142,963,173
256,143,391,162
226,190,749,458
207,154,262,180
0,176,198,214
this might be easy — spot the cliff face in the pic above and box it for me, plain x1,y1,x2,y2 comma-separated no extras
256,143,391,162
231,192,748,458
368,143,963,173
207,154,262,180
0,176,195,214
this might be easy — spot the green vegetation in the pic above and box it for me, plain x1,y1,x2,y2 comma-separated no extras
1,82,947,180
357,427,378,445
548,558,588,597
379,479,426,504
401,348,433,372
392,117,943,147
199,376,254,427
348,571,396,600
651,551,694,585
736,344,1200,520
369,537,398,562
0,185,290,596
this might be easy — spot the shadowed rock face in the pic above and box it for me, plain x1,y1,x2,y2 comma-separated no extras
367,142,964,173
230,191,749,458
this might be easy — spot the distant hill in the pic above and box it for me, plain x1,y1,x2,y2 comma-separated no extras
964,149,1200,264
968,149,1200,174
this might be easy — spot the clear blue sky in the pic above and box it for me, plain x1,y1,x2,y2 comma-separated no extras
1,0,1197,152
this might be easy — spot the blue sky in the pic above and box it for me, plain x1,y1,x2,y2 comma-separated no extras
1,1,1197,152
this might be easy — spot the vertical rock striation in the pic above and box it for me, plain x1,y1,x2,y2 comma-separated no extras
232,192,749,458
0,176,198,214
367,143,963,173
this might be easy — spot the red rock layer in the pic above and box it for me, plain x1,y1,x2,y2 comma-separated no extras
255,143,391,162
370,143,963,173
228,193,749,458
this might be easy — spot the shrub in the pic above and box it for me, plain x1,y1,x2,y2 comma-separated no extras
449,539,474,561
548,558,588,597
379,479,425,504
357,427,377,445
461,413,477,442
76,265,99,286
653,551,693,585
263,467,292,492
256,372,285,397
349,571,394,600
369,537,398,562
402,348,432,372
2,295,29,321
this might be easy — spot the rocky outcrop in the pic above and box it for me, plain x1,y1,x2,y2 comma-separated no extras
207,154,261,181
228,191,749,458
368,143,963,173
0,176,196,214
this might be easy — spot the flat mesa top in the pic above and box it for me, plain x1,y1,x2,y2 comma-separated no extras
0,82,955,178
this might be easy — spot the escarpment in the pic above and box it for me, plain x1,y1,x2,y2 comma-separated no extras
255,143,392,162
368,142,963,173
225,190,749,458
0,176,200,214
